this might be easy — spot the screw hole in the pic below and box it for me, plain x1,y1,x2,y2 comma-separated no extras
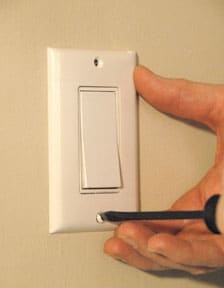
94,58,99,67
93,57,103,68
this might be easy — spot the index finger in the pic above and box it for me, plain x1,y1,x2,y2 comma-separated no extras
134,66,224,131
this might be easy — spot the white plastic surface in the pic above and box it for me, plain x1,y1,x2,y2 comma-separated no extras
79,88,121,191
48,49,138,233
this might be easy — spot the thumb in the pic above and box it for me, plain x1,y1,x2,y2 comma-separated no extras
134,66,224,131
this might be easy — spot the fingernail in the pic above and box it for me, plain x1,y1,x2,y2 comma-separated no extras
115,257,127,264
118,235,138,249
147,246,156,253
147,244,162,254
191,269,207,275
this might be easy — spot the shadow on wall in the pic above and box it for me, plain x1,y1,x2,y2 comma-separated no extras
147,269,224,288
166,113,214,134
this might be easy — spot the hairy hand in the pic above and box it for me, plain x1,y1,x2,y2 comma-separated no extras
104,66,224,275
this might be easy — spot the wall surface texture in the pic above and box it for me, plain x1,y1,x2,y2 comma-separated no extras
1,0,224,287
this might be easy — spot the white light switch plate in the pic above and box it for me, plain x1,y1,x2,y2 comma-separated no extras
48,48,138,233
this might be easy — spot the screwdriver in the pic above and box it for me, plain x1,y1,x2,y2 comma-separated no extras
96,194,224,234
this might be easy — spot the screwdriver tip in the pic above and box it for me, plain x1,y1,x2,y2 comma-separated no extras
96,212,105,223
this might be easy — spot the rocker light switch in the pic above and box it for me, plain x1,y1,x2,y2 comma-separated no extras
79,88,121,191
48,49,138,233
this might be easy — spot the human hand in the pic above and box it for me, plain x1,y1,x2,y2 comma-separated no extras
104,66,224,275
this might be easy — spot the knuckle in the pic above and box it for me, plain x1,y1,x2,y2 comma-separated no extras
147,233,171,252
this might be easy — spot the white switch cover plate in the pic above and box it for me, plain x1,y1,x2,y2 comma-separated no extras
48,48,138,233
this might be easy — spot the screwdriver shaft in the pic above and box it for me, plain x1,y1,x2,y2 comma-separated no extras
98,210,204,222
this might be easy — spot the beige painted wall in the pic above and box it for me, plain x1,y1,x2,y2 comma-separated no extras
1,0,224,287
